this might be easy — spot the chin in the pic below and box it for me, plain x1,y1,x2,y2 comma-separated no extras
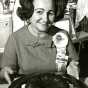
38,29,48,32
39,27,49,32
37,25,50,32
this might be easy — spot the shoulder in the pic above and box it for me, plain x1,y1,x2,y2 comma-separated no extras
10,25,28,40
8,25,35,45
6,25,30,45
13,25,28,36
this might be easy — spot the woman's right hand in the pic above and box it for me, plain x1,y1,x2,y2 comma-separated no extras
84,77,88,86
0,66,14,84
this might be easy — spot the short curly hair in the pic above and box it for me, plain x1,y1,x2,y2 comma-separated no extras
8,73,87,88
25,73,69,88
17,0,68,21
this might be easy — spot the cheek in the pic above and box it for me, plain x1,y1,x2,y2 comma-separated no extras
30,14,40,23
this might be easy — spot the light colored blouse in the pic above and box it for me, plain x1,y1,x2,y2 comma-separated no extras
1,25,79,78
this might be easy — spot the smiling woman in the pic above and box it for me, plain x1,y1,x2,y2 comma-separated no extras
17,0,68,21
28,0,55,35
0,0,79,84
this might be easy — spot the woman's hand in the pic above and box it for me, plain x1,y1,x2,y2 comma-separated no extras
84,77,88,86
0,66,14,84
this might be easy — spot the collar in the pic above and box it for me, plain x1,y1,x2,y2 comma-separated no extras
23,26,54,48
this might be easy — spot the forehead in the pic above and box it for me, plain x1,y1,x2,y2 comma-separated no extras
33,0,54,10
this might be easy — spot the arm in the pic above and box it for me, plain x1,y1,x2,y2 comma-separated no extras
0,34,17,84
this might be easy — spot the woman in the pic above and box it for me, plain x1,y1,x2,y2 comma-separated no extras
0,0,79,84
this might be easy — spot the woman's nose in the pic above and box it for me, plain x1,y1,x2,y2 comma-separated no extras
42,13,49,23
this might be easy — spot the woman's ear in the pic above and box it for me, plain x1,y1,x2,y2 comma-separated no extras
26,19,31,25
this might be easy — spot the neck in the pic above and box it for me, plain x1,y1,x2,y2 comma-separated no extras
28,25,48,38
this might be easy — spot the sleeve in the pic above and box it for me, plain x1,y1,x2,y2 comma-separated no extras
67,36,79,79
1,34,17,71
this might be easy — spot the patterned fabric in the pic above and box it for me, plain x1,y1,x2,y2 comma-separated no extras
52,32,68,73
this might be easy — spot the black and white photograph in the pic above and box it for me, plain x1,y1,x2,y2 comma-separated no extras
0,0,88,88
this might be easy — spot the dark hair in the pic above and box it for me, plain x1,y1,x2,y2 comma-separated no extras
25,74,69,88
17,0,68,21
9,73,88,88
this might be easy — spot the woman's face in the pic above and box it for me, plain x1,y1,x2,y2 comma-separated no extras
30,0,55,32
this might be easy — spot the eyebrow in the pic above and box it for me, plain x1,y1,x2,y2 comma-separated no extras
34,8,55,12
34,8,44,11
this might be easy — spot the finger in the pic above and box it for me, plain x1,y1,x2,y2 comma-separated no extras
4,71,11,85
5,67,14,74
84,78,88,86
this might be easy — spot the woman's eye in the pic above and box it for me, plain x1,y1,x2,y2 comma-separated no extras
36,11,43,15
